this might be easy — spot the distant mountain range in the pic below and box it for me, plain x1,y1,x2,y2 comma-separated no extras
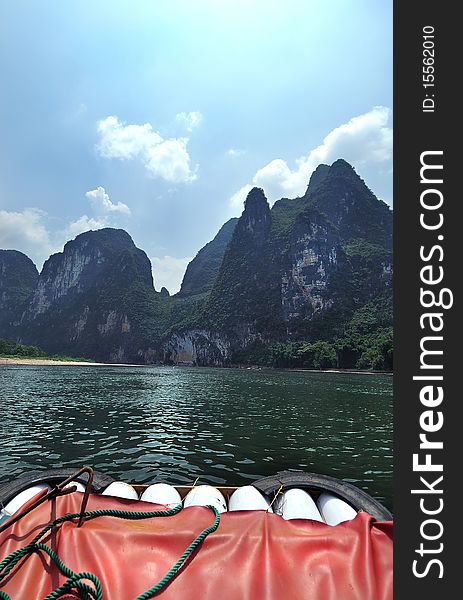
0,159,393,369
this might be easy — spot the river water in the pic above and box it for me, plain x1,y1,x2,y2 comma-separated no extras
0,365,392,509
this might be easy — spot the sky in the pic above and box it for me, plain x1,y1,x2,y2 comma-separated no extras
0,0,392,293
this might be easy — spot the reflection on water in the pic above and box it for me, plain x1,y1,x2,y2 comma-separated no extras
0,365,392,509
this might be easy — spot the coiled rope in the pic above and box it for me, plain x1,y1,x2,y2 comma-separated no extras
0,503,220,600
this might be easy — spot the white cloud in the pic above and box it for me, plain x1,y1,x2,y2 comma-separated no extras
97,116,162,159
65,215,108,239
230,106,393,212
150,255,192,295
0,185,132,270
144,138,195,183
97,115,197,183
64,186,130,240
0,208,54,268
85,186,130,215
227,148,246,158
0,207,104,269
176,111,202,132
230,184,253,211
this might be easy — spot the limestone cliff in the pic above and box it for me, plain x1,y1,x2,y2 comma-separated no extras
1,159,392,368
164,160,392,365
206,188,280,333
0,250,39,337
280,209,349,327
177,218,238,298
17,229,163,362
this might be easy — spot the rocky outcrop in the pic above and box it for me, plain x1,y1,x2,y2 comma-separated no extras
206,188,281,333
162,329,231,366
0,159,392,366
281,209,348,323
17,229,162,362
0,250,39,336
306,163,329,194
172,161,392,362
306,159,392,248
177,218,238,297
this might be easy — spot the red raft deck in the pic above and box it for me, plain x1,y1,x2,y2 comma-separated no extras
0,491,392,600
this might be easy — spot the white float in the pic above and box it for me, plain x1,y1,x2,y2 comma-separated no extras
64,480,86,493
140,483,182,508
274,488,324,521
317,492,357,525
0,484,51,521
183,485,227,513
228,485,273,512
101,481,139,501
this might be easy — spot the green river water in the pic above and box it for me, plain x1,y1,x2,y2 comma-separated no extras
0,365,392,509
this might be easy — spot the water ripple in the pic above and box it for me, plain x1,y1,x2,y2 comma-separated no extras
0,365,392,508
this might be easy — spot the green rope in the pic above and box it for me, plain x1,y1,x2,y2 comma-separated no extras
0,503,220,600
134,506,220,600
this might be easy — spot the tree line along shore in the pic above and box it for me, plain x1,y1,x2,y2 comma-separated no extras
0,336,392,372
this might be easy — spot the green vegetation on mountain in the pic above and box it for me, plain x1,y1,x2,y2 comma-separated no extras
305,163,330,193
199,160,392,369
271,327,393,371
306,159,392,248
271,197,307,238
15,229,167,362
177,218,238,297
0,250,39,336
0,337,93,362
0,337,42,357
0,160,393,370
205,188,284,334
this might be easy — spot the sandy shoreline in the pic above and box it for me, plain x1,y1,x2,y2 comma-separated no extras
0,357,107,366
0,356,391,374
290,368,392,376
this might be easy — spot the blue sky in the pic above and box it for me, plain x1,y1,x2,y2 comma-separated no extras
0,0,392,293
